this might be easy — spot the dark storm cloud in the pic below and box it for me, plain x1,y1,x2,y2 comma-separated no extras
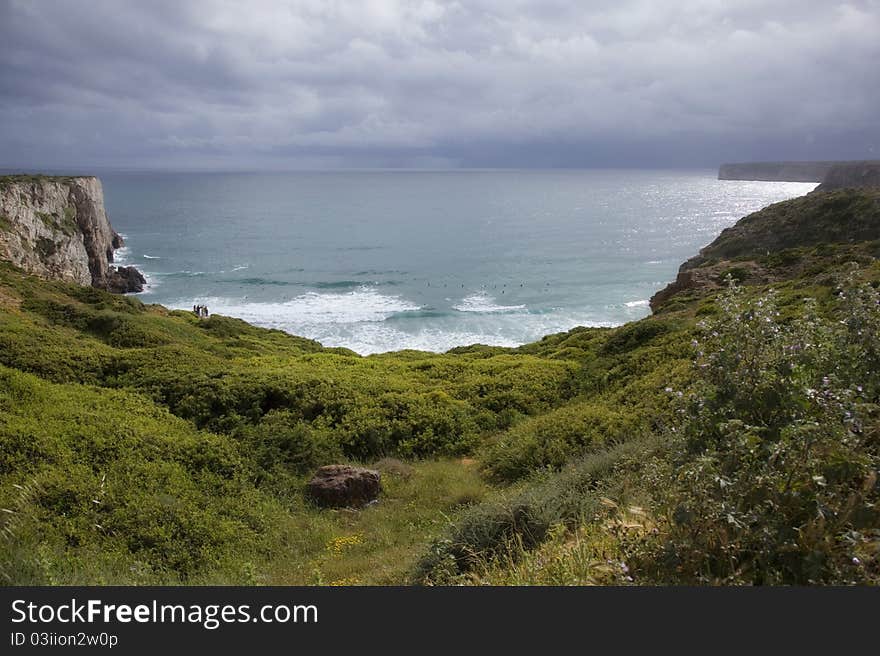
1,0,878,169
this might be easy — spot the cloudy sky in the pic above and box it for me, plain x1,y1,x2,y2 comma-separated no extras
1,0,878,170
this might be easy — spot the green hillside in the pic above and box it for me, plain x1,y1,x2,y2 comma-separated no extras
0,188,878,585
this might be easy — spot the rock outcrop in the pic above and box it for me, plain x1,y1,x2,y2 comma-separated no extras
0,175,144,292
106,265,147,294
306,465,382,508
650,187,880,312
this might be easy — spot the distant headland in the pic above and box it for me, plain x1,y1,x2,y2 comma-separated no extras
718,160,880,187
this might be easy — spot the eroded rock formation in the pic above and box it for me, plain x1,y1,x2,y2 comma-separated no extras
0,175,144,292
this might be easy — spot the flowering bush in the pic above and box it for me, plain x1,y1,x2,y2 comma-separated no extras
641,278,880,584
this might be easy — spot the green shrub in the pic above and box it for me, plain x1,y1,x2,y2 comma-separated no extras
35,237,57,259
632,280,880,584
600,319,672,355
763,249,802,269
61,206,77,235
412,437,658,584
238,411,343,476
481,402,645,482
36,212,56,230
719,266,751,283
0,365,285,583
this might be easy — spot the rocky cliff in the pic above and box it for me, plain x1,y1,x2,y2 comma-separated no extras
718,161,836,182
0,175,144,292
718,160,880,184
814,162,880,191
650,187,880,311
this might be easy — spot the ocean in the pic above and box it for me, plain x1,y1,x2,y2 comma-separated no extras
102,170,816,354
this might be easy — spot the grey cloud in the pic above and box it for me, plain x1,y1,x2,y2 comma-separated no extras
1,0,878,169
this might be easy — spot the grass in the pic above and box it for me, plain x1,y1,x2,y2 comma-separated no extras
460,523,631,586
0,359,491,585
0,174,85,188
411,436,662,584
265,459,489,585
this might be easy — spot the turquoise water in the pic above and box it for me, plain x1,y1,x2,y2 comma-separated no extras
102,170,816,354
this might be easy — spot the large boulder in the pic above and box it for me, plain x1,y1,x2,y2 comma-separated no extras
306,465,381,508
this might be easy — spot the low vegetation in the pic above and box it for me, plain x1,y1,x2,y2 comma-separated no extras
631,278,880,584
0,188,878,585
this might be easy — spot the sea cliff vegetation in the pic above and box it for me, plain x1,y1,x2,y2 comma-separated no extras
0,187,878,585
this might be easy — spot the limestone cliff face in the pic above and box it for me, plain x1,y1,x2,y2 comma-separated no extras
0,175,144,292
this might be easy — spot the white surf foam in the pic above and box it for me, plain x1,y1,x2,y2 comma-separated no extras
164,281,627,354
625,299,650,308
111,232,130,265
113,247,130,265
169,287,421,328
315,309,616,354
453,291,526,313
166,288,615,354
327,323,523,355
142,254,161,259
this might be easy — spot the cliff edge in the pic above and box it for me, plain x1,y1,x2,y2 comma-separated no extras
718,160,880,184
0,175,145,293
650,187,880,312
814,161,880,192
718,161,835,182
